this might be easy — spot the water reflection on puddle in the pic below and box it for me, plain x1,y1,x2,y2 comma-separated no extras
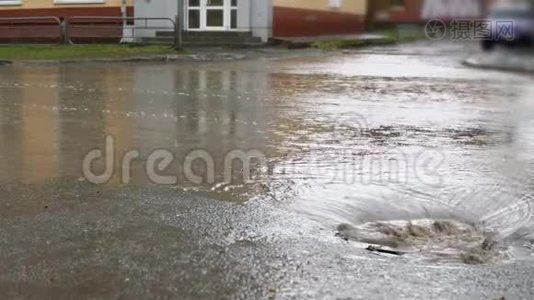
0,49,533,263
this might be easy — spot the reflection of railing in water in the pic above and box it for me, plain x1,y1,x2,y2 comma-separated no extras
0,16,181,47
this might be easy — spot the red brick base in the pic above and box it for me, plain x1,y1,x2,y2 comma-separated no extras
0,7,133,43
0,7,133,18
273,6,366,37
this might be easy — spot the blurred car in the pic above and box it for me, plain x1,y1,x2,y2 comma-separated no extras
482,4,534,51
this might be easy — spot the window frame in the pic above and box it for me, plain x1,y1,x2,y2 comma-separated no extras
54,0,105,4
328,0,342,9
0,0,22,6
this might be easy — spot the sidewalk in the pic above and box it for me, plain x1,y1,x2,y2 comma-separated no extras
464,49,534,74
273,34,395,49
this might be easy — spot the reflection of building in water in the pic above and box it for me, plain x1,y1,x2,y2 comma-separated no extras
131,64,273,185
21,68,60,183
98,66,136,185
0,66,25,182
0,65,129,183
0,66,60,183
1,64,140,184
56,65,107,180
55,65,143,185
0,63,278,188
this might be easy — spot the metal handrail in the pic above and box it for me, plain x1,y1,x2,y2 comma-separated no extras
67,16,175,24
66,16,178,46
0,16,62,23
0,16,63,44
0,16,182,47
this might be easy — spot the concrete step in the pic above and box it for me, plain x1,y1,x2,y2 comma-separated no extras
182,31,255,38
153,31,262,46
156,31,254,39
182,40,263,47
182,36,262,43
138,37,263,48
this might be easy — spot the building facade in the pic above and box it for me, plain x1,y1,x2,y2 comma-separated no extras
134,0,368,42
134,0,272,42
368,0,488,24
0,0,133,18
0,0,368,43
272,0,367,37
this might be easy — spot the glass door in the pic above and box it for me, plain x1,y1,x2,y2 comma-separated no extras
205,0,225,30
187,0,237,31
187,0,202,30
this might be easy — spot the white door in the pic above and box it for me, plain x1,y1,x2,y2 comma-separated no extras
204,0,225,30
186,0,238,31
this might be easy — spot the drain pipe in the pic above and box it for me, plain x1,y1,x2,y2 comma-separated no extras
120,0,134,43
121,1,126,16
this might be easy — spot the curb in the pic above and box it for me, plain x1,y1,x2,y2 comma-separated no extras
272,35,397,50
463,56,534,75
11,53,250,65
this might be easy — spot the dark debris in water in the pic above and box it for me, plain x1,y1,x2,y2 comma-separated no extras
366,245,405,256
337,219,502,265
447,127,512,146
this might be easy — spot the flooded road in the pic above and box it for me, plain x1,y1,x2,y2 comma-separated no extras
1,42,534,298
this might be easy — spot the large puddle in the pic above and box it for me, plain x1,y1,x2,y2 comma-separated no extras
1,42,533,264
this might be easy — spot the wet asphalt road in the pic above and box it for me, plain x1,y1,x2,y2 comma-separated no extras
1,41,534,299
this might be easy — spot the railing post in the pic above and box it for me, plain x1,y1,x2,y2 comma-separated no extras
174,15,183,49
61,18,70,45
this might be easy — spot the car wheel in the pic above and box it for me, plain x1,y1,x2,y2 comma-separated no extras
481,40,495,51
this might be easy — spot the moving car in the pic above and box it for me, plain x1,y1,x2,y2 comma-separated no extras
482,4,534,51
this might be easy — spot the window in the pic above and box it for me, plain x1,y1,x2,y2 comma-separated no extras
188,0,201,29
54,0,105,4
391,0,405,8
329,0,341,9
0,0,21,5
231,0,238,29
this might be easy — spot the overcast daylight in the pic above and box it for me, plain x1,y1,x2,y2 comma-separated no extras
0,0,533,299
